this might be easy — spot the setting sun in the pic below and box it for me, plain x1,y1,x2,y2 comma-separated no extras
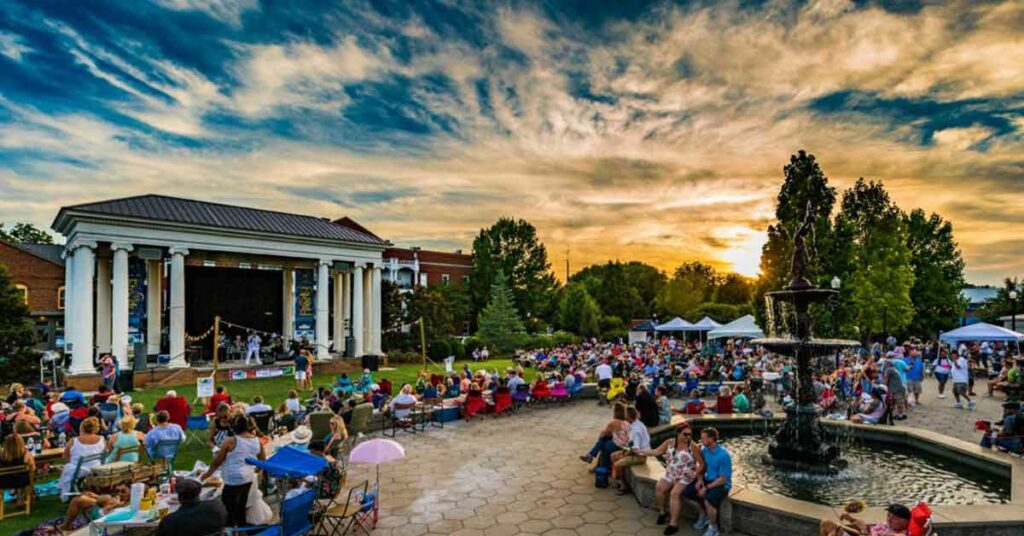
720,230,768,278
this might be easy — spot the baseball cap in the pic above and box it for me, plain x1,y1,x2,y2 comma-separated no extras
886,504,911,520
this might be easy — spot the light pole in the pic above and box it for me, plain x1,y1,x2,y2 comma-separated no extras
1011,289,1019,333
830,276,841,338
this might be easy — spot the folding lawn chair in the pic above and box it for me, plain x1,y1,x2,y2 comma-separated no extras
317,480,377,536
228,487,317,536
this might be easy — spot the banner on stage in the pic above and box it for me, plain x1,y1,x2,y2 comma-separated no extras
294,269,316,340
230,366,295,381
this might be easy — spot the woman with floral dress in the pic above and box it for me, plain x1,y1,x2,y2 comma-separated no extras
634,422,705,535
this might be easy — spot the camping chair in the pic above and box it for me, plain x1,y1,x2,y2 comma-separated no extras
511,384,531,412
250,410,274,436
336,377,355,397
317,480,374,536
550,381,569,402
185,414,210,445
607,378,625,401
347,404,373,435
152,439,182,481
308,411,334,443
492,387,512,417
69,452,105,495
383,403,417,437
111,444,141,464
230,487,317,536
418,387,445,430
568,379,584,398
0,464,33,520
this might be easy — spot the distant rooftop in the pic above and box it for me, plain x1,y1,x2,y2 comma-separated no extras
961,287,1000,305
4,241,64,266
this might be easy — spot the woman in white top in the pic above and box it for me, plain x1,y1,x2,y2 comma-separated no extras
202,414,265,527
59,417,106,501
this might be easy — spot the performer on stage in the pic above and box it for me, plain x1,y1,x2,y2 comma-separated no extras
245,330,262,366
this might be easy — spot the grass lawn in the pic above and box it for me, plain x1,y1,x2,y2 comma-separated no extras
6,358,532,533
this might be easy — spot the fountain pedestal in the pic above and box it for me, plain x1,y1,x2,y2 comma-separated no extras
765,403,846,474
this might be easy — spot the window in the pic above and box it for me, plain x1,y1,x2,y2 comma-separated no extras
441,273,450,285
461,275,470,284
58,286,66,310
14,284,28,306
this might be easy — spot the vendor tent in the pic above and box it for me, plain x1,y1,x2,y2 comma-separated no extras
939,322,1024,344
708,315,765,340
655,317,695,332
628,320,657,344
692,317,723,331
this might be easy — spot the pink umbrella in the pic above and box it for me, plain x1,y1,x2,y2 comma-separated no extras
348,439,406,483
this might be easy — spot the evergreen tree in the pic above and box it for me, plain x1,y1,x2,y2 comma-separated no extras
905,209,966,337
0,263,36,384
476,269,525,353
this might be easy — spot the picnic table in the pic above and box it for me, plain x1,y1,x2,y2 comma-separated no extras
36,447,64,463
74,485,222,536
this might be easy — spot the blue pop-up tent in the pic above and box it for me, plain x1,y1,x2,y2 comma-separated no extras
247,445,328,478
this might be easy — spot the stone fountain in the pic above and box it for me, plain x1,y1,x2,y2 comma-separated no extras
753,203,858,473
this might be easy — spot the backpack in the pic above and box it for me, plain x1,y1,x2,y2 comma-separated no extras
594,466,611,488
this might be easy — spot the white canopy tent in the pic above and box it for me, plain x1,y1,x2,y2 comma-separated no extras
655,317,695,332
939,322,1024,344
708,315,765,340
692,316,723,331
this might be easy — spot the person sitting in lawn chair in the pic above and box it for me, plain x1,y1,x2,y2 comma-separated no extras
335,373,355,397
355,369,374,394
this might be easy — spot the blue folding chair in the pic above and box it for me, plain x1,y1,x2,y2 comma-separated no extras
229,488,316,536
185,414,209,446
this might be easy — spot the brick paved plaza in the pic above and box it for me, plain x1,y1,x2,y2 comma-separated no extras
342,377,1006,536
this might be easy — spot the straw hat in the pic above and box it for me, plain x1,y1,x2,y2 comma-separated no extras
291,426,312,445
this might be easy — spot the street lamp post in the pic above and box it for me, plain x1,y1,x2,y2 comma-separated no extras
1011,289,1019,333
830,276,841,338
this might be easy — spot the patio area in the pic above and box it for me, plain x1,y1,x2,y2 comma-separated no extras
342,402,696,536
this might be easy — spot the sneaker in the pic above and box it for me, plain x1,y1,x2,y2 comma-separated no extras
703,525,720,536
656,513,669,525
579,455,593,464
693,515,709,530
938,394,946,399
663,526,679,535
954,403,963,409
968,401,976,410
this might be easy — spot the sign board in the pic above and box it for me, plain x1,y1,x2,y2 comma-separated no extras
136,247,162,260
197,376,215,397
332,260,354,272
229,366,294,382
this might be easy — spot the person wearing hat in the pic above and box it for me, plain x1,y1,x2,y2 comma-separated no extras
819,503,911,536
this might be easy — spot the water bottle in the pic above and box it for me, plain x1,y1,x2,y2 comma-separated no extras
26,437,35,453
36,439,43,454
59,433,67,449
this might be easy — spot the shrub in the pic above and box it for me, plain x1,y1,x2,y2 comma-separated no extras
600,330,627,343
386,350,423,364
552,331,581,346
428,339,452,360
529,334,555,349
450,338,466,360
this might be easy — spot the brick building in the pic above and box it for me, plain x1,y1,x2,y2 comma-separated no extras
0,240,66,350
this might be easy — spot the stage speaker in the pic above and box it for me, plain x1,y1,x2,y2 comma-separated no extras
133,343,148,371
361,354,379,372
345,336,355,358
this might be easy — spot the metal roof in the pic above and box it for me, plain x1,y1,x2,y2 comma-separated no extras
9,242,64,266
55,195,386,245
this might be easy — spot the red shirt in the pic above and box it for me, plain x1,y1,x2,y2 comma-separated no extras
154,396,191,428
206,393,232,413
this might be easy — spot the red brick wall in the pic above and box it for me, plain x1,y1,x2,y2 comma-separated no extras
0,242,64,314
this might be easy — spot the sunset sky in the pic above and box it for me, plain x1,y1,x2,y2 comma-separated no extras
0,1,1021,284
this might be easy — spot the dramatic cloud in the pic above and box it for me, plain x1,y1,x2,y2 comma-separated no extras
0,0,1021,283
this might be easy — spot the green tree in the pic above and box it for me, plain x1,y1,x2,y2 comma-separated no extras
622,262,667,314
904,209,966,337
379,280,407,351
978,278,1022,324
438,283,473,334
754,150,837,326
0,222,54,244
476,269,526,353
470,218,558,321
407,286,456,345
0,263,36,384
714,273,754,305
839,179,915,340
571,262,643,325
655,277,702,319
578,295,602,338
673,262,719,303
559,283,592,334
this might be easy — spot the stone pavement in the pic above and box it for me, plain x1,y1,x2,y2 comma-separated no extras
897,377,1005,443
340,402,700,536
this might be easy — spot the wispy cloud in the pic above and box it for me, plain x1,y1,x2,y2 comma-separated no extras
0,0,1021,283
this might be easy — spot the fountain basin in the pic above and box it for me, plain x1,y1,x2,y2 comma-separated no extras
625,414,1024,536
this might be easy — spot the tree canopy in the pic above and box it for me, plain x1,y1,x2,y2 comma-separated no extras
470,218,558,322
0,222,54,244
476,269,526,352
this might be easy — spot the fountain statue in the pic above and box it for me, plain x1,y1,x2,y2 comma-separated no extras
754,201,858,473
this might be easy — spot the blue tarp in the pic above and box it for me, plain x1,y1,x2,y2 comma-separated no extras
246,445,327,478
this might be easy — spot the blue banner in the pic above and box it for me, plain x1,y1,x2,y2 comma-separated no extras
128,257,147,345
294,268,315,340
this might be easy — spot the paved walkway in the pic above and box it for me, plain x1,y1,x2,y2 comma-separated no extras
893,377,1004,443
341,403,699,536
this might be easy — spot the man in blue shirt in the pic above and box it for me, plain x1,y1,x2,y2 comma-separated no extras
144,411,185,459
904,350,924,404
60,386,87,409
689,427,731,536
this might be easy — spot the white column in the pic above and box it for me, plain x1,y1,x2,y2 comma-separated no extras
332,272,343,352
282,270,294,340
362,267,373,355
111,243,132,368
95,257,112,355
351,265,364,358
341,272,351,352
371,266,382,354
315,260,330,360
168,247,189,369
146,259,162,356
63,249,75,355
69,242,97,375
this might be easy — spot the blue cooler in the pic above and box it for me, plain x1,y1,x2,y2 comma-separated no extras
595,466,611,488
434,406,461,423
